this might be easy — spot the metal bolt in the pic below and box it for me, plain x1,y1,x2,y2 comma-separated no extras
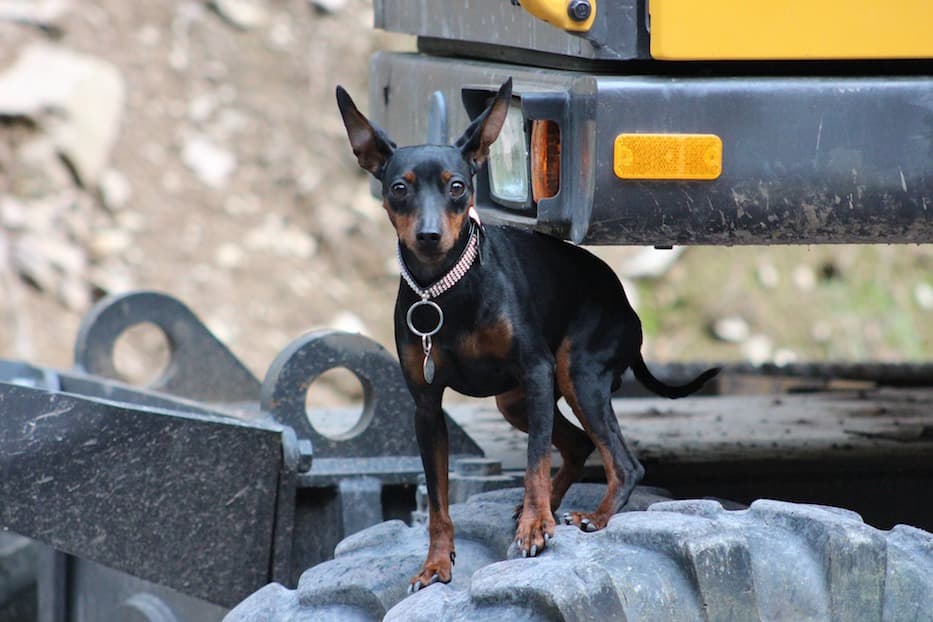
567,0,592,22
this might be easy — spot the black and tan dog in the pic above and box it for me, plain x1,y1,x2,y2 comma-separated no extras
336,79,718,592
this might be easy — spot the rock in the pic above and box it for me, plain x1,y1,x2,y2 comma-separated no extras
59,274,90,311
914,282,933,311
181,135,236,188
0,196,29,230
0,43,125,187
810,320,832,343
712,315,750,343
792,265,816,291
244,214,317,258
188,92,219,123
210,0,268,30
169,2,206,72
0,0,72,28
215,242,244,268
98,168,132,211
223,193,261,216
756,262,779,289
89,228,133,259
266,12,294,49
89,261,135,294
310,0,347,15
618,246,685,279
329,311,367,335
137,24,162,46
12,231,89,310
742,334,773,366
773,348,797,367
15,134,75,194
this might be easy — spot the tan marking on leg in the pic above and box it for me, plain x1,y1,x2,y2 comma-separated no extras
495,387,529,432
549,415,592,510
515,455,555,556
412,432,455,590
555,337,574,402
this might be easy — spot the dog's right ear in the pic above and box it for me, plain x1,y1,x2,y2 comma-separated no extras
336,86,396,180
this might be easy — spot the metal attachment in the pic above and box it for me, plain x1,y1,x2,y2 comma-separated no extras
406,299,444,338
567,0,591,22
73,291,260,404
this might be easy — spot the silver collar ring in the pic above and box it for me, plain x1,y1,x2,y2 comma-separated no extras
406,299,444,338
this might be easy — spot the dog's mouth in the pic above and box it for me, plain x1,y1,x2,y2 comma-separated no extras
411,245,448,264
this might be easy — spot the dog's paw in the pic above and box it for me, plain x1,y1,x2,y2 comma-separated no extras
561,511,607,533
514,512,555,558
408,550,455,594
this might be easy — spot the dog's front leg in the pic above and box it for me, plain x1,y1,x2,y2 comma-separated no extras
515,358,556,557
410,391,455,592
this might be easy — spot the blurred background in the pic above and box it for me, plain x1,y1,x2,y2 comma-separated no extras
0,0,929,404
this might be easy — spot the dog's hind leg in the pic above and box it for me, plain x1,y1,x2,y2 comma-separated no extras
555,346,644,532
496,388,595,513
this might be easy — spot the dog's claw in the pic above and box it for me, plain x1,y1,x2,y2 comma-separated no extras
450,551,456,565
430,573,440,585
561,512,572,525
530,544,538,557
409,581,421,594
544,533,552,542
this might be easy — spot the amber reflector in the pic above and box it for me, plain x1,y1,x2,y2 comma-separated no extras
531,120,561,203
613,133,722,180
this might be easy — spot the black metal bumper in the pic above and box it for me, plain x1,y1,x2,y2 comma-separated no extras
370,52,933,245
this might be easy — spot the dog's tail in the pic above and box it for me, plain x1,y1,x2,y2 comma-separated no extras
630,355,720,399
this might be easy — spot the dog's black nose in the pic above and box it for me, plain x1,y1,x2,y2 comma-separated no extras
416,231,442,244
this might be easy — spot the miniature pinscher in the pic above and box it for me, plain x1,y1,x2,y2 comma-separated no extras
336,78,719,592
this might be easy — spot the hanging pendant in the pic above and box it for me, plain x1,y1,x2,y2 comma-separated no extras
422,335,435,384
422,353,436,384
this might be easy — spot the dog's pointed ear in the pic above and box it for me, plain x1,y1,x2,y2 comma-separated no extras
455,78,512,172
336,86,396,180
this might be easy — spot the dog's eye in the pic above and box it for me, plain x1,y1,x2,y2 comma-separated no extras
449,180,466,198
390,182,408,199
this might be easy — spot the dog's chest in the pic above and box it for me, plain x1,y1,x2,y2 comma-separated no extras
438,318,517,397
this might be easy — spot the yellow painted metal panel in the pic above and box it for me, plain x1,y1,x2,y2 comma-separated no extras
650,0,933,60
613,134,722,181
518,0,596,33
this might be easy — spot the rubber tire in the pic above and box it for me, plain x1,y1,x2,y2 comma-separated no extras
225,484,933,622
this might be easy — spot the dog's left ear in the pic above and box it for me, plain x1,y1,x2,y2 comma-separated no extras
456,78,512,172
336,85,397,180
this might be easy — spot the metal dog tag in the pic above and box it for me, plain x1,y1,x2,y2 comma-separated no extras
422,353,435,384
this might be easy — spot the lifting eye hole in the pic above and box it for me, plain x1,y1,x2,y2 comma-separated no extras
390,182,408,199
449,180,466,198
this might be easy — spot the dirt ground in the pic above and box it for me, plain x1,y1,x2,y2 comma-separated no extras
0,1,929,407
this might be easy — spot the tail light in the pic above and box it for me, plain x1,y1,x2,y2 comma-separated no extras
531,120,561,202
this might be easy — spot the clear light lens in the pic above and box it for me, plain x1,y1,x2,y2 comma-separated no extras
488,101,529,206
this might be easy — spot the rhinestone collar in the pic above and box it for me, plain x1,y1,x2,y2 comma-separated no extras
397,224,479,301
